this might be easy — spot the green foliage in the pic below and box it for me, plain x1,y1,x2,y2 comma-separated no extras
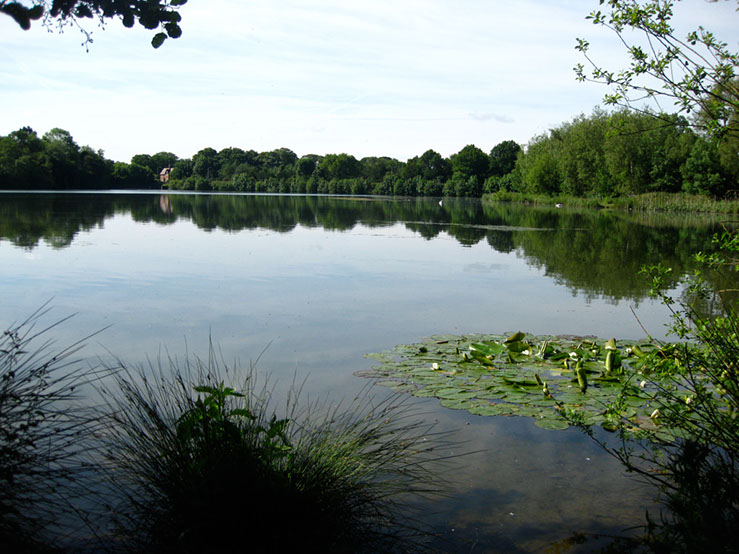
512,108,737,198
92,348,445,553
562,227,739,551
575,0,739,141
450,144,490,186
176,383,292,465
317,152,362,180
489,140,521,178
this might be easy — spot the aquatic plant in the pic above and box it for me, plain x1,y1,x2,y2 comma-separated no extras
0,307,107,552
91,345,449,553
565,227,739,551
363,331,684,433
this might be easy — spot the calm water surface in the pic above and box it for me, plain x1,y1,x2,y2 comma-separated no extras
1,192,735,551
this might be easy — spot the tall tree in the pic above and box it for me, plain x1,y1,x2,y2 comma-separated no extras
450,145,490,183
489,140,521,177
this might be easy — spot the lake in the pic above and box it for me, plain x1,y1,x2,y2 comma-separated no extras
1,191,735,551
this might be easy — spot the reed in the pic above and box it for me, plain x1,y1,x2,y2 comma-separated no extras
484,190,739,214
0,307,108,552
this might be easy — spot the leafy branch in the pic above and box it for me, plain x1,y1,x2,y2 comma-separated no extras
0,0,187,48
575,0,739,140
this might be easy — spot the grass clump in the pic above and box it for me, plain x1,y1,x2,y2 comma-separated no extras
0,307,107,552
91,347,449,553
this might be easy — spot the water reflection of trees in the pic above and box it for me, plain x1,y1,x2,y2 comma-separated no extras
0,193,734,302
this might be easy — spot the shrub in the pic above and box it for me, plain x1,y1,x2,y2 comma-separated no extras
564,228,739,551
91,346,449,553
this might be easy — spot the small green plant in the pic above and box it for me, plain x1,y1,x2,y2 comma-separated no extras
175,382,292,467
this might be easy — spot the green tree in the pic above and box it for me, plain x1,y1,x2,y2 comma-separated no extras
489,140,521,178
215,147,250,181
295,155,321,178
317,153,362,180
170,158,193,181
0,127,53,189
417,149,452,181
130,154,154,173
111,162,156,188
360,156,402,183
77,145,111,188
516,133,563,195
1,0,187,48
192,147,219,179
681,138,732,196
450,145,489,195
42,127,80,188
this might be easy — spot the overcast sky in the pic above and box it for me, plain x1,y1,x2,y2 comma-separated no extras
1,0,736,163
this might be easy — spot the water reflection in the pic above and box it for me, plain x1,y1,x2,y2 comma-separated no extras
0,192,734,303
1,191,734,550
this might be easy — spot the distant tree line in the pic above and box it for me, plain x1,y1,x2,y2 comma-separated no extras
1,107,736,197
509,108,739,199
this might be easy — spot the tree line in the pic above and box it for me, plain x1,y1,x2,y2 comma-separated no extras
1,107,736,198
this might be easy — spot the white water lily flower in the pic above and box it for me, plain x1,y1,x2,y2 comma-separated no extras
640,380,647,388
522,349,530,356
650,409,661,419
686,395,694,405
431,362,439,370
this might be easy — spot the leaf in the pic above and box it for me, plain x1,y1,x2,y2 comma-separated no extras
534,418,570,430
505,331,526,343
152,32,167,49
364,332,690,434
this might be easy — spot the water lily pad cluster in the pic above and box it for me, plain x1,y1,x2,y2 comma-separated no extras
362,332,683,431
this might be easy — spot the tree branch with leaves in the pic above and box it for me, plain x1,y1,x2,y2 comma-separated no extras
575,0,739,140
0,0,187,48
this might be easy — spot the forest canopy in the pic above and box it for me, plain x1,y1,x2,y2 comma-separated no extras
1,107,737,198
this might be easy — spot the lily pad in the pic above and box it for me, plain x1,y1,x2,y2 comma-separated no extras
362,331,691,433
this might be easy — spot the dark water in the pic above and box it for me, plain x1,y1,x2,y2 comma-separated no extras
1,191,735,551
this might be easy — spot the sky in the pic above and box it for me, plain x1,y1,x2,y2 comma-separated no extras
1,0,737,163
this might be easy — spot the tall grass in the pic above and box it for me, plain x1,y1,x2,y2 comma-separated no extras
612,192,739,214
89,345,452,553
484,191,739,214
0,307,108,552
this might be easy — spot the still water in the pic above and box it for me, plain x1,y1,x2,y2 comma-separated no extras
0,192,735,551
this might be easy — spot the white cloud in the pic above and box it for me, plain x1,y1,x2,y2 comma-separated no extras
0,0,736,162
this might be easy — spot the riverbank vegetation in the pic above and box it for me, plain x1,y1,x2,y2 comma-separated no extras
0,314,448,552
486,190,739,214
563,228,739,552
2,106,736,205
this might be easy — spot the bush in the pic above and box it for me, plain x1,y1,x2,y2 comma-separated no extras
565,228,739,551
90,346,449,553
